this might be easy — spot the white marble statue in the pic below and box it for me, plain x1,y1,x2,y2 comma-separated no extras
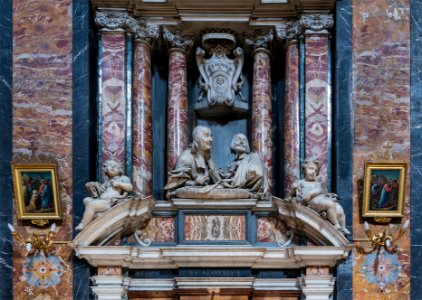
290,157,350,235
164,125,222,191
222,133,268,199
75,159,133,231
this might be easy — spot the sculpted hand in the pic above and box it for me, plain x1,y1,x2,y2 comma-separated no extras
195,176,208,186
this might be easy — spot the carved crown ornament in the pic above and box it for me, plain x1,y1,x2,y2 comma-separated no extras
95,10,159,44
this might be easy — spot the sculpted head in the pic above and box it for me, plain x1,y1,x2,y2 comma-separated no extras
192,126,213,152
103,159,123,177
230,133,250,155
302,157,320,181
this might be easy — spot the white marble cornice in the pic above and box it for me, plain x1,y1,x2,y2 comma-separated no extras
74,245,351,269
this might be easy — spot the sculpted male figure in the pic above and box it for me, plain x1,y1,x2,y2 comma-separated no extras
290,157,350,234
222,133,268,198
164,125,221,193
75,159,133,231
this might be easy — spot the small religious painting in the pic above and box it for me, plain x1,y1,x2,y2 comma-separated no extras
362,162,406,218
12,164,61,222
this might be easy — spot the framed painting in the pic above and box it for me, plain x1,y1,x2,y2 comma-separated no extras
362,162,407,218
12,163,61,224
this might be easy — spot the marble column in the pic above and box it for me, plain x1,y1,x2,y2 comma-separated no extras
300,14,334,182
131,24,159,197
95,12,129,178
163,28,193,174
276,24,301,195
245,30,274,195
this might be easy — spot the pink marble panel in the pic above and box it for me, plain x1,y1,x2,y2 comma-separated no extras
142,217,175,243
101,33,127,175
352,1,411,299
167,49,189,174
184,215,246,241
13,0,73,298
304,35,330,181
98,266,122,276
256,217,286,243
251,50,273,193
283,41,301,195
132,41,153,197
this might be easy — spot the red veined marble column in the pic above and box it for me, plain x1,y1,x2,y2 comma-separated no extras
100,31,127,175
132,38,153,197
283,38,300,195
247,30,274,196
301,14,333,182
163,28,193,174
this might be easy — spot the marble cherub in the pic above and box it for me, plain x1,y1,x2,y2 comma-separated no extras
75,159,133,231
290,157,350,235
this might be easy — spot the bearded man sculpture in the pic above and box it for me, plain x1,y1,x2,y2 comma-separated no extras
164,125,222,193
222,133,268,199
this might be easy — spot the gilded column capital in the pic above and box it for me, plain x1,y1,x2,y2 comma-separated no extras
163,27,194,54
244,29,274,54
299,13,334,35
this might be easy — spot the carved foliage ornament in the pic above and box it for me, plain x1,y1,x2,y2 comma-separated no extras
244,29,274,51
196,31,246,108
95,11,159,44
163,27,194,53
299,14,334,34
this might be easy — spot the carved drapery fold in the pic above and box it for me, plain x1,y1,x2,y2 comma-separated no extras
163,28,193,173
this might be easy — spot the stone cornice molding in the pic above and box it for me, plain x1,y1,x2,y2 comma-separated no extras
244,29,274,53
95,10,159,44
74,245,351,269
299,13,334,35
163,27,194,53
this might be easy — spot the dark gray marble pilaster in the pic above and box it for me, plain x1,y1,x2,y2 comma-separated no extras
152,57,168,200
334,0,353,299
72,0,97,299
0,0,13,299
411,0,422,298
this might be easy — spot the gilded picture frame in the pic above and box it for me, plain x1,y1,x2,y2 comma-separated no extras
362,162,406,218
12,163,62,223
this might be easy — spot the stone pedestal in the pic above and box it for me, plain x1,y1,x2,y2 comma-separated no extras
300,276,335,300
91,275,128,300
